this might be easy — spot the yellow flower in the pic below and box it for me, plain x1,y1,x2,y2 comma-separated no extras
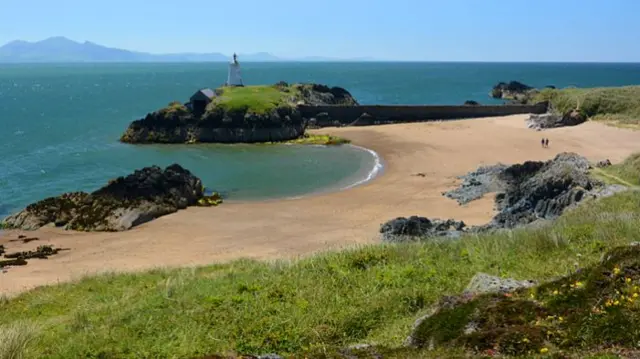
552,290,559,295
626,277,632,283
614,267,621,275
633,293,639,298
558,316,564,322
614,300,620,306
575,281,584,288
522,338,530,343
540,347,549,354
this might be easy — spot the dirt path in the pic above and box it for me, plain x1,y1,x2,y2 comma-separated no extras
3,115,640,296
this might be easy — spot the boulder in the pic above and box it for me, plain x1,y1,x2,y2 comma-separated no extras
490,152,598,228
526,109,587,130
405,273,536,348
463,273,536,296
443,164,508,205
444,153,605,231
2,164,211,232
596,159,612,168
463,100,480,106
561,109,587,126
380,216,466,242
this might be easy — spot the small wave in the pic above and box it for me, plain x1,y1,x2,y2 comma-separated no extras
340,145,384,190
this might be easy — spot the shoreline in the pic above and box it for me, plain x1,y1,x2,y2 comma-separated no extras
4,114,640,296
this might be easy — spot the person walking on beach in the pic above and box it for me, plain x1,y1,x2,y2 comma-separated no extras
545,138,549,148
541,138,546,148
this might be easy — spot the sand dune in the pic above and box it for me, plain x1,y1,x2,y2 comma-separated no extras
3,114,640,295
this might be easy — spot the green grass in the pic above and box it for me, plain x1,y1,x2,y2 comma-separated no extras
531,86,640,126
3,187,640,358
596,153,640,187
211,85,299,115
257,133,351,146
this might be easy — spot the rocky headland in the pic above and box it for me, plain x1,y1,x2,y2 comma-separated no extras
1,164,222,232
381,153,628,241
120,82,358,144
490,81,537,104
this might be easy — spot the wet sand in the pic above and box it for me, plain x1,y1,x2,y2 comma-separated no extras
3,114,640,296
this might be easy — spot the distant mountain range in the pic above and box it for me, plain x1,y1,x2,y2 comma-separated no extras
0,37,375,63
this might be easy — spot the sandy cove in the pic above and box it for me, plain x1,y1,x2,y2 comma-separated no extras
3,114,640,296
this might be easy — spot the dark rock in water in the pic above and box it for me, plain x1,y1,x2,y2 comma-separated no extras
2,164,209,232
490,81,536,103
443,164,508,205
120,83,358,144
596,159,612,168
463,100,480,106
380,216,466,242
545,85,556,89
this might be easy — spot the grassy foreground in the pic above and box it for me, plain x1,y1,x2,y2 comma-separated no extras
531,86,640,127
2,159,640,358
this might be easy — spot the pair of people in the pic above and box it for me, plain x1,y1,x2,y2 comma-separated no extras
541,138,550,148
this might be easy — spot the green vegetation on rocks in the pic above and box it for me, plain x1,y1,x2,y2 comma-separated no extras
530,86,640,126
3,154,640,358
120,83,358,144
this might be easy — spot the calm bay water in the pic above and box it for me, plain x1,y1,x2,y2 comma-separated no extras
1,62,640,217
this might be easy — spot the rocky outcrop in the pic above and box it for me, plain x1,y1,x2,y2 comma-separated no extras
443,164,508,205
489,153,597,229
526,109,587,130
380,216,466,242
406,246,640,356
120,83,358,144
1,164,220,232
405,272,536,348
491,81,538,104
443,153,613,231
464,100,480,106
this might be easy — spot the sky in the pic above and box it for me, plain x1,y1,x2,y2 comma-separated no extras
1,0,640,62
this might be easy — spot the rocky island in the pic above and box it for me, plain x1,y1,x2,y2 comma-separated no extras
2,164,222,232
120,82,358,144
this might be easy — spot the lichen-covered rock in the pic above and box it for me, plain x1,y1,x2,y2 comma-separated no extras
380,216,466,242
526,109,587,130
407,246,640,356
463,273,536,296
2,164,209,232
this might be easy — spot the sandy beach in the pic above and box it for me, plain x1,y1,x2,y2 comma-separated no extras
2,114,640,296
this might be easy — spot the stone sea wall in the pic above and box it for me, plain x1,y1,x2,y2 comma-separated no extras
299,102,548,126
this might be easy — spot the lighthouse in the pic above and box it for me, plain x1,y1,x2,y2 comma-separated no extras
226,53,244,87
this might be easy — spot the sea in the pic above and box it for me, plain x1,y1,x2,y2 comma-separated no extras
2,62,640,218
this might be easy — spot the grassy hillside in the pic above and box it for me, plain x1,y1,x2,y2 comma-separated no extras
211,85,299,115
531,86,640,126
2,157,640,358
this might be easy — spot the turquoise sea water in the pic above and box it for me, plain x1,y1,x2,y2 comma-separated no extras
2,62,640,217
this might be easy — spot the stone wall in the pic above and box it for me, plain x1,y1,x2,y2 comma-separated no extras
299,102,548,127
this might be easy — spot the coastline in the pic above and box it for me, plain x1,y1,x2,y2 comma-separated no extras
4,114,640,295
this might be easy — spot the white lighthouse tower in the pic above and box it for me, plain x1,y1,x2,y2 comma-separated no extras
226,53,244,87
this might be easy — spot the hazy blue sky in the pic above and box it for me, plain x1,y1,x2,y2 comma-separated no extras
2,0,639,61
